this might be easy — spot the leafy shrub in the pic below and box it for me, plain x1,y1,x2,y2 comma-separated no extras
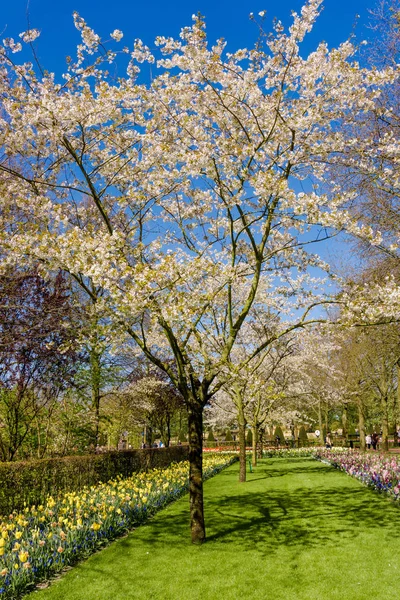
207,429,215,442
225,429,233,442
246,429,253,445
274,426,285,441
0,446,189,515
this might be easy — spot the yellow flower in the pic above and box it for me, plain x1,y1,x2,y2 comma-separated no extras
0,548,5,557
15,531,22,540
12,543,21,552
0,568,8,576
91,522,101,531
13,564,18,570
18,551,29,563
0,538,5,548
1,530,8,540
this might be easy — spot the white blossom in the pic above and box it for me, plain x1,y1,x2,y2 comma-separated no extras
19,29,40,43
110,29,123,42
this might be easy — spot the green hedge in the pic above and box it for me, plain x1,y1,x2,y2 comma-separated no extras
298,426,309,444
274,426,285,441
0,446,189,515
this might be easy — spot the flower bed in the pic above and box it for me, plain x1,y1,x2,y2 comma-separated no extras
263,448,318,458
203,448,242,454
315,449,400,498
0,455,236,599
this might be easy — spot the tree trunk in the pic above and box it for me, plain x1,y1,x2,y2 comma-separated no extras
342,403,348,439
252,425,257,467
187,403,205,544
325,407,329,438
318,400,323,436
258,429,264,458
90,349,101,447
381,394,389,452
357,398,366,452
396,363,400,435
238,416,247,483
166,420,171,447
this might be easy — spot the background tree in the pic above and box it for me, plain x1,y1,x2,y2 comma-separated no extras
122,375,186,447
0,269,79,460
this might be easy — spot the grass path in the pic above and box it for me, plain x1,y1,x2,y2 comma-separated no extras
26,457,400,600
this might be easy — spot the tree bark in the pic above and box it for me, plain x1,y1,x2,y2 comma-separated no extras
238,415,247,483
166,420,171,447
318,400,323,436
187,402,205,544
357,398,366,451
342,403,348,439
252,425,258,467
258,429,264,458
381,394,389,451
397,363,400,432
90,349,101,448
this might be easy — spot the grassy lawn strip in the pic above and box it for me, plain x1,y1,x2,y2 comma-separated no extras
27,457,400,600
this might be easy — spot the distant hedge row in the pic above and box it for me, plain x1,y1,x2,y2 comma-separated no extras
0,446,189,515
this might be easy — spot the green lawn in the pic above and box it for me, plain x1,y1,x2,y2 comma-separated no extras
26,457,400,600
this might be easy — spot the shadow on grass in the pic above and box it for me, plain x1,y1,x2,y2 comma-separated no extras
119,458,400,556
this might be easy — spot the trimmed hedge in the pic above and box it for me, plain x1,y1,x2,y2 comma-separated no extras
0,446,189,515
274,426,285,441
207,429,216,442
298,426,309,444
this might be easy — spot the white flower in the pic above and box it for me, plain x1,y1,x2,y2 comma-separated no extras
3,37,22,53
258,10,266,17
19,29,40,43
110,29,123,42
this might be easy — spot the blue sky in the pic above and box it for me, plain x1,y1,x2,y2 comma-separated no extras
1,0,376,74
